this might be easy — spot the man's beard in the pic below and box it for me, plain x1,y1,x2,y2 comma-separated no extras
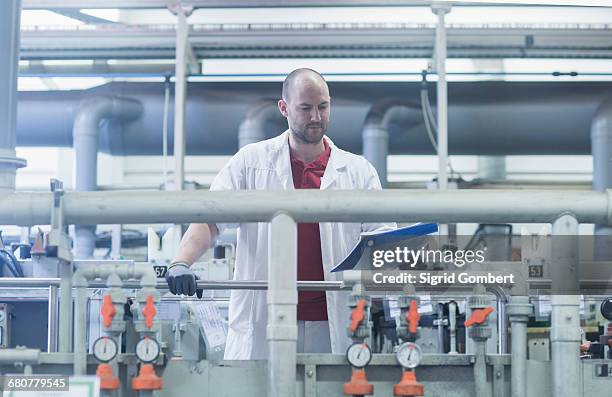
291,123,326,144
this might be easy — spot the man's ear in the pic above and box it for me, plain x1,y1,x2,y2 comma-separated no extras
278,99,288,117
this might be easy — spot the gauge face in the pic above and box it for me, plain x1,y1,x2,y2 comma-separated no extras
93,337,118,363
396,342,423,369
601,298,612,321
136,337,160,363
346,343,372,368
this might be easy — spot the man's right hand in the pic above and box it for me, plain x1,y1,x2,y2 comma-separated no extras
165,262,203,298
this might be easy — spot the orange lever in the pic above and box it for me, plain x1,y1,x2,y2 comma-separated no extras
350,299,367,333
407,300,420,334
464,307,494,328
101,295,117,328
96,363,120,390
343,368,374,396
142,295,157,329
393,370,424,397
131,364,163,391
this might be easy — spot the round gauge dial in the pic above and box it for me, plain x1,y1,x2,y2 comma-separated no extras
93,337,118,363
136,337,160,363
346,343,372,368
396,342,423,369
601,298,612,321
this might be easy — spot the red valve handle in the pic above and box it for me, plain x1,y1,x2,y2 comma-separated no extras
407,300,420,334
464,307,494,328
100,295,117,328
350,299,366,333
142,295,157,330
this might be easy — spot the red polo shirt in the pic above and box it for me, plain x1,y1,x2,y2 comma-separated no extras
290,139,331,321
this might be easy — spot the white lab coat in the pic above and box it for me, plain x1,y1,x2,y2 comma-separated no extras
210,130,394,360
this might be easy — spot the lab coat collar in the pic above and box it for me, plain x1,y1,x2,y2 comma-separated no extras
272,129,348,190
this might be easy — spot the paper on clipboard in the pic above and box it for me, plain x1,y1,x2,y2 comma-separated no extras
330,223,438,272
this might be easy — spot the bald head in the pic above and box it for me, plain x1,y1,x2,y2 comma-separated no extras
282,68,327,102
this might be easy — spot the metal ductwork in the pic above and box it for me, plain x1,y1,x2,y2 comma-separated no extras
16,81,612,157
0,0,26,192
362,99,422,186
591,98,612,259
238,100,285,149
73,96,142,259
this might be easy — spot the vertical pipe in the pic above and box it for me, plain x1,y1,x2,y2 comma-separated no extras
551,214,581,397
267,213,298,397
47,286,59,353
362,124,388,187
0,0,26,191
433,6,450,192
58,261,73,353
591,99,612,259
73,277,88,375
174,9,188,192
474,340,489,397
73,97,142,259
507,295,531,397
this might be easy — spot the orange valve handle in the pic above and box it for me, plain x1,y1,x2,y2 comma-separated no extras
343,368,374,396
96,363,120,391
407,300,420,334
100,295,117,328
142,295,157,330
464,307,494,328
131,364,163,391
350,299,367,333
393,370,424,397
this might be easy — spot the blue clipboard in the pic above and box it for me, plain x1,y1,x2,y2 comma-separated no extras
330,223,438,272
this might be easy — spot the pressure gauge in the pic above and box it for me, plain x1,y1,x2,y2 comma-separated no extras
136,337,161,363
346,343,372,368
93,337,118,363
396,342,423,369
601,297,612,321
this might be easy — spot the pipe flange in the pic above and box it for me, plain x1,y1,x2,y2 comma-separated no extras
0,154,26,169
467,295,490,309
506,302,532,318
469,326,492,341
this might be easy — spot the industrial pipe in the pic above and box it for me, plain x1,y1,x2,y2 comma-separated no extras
267,213,298,397
73,96,142,259
0,348,41,365
591,98,612,259
238,100,285,148
0,189,610,226
362,100,421,186
550,214,581,397
0,0,26,191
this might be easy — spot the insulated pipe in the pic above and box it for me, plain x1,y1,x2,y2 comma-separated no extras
238,100,284,148
550,214,581,397
591,99,612,259
0,189,612,226
267,213,298,397
72,96,142,259
362,100,422,186
0,0,26,191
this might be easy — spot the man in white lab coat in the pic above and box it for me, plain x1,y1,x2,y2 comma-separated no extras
166,68,393,360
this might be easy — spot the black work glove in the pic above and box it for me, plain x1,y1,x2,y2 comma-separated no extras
165,262,203,298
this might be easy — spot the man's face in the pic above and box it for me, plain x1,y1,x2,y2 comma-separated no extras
279,77,331,144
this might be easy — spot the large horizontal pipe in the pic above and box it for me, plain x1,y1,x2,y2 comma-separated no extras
17,81,612,155
0,189,610,225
